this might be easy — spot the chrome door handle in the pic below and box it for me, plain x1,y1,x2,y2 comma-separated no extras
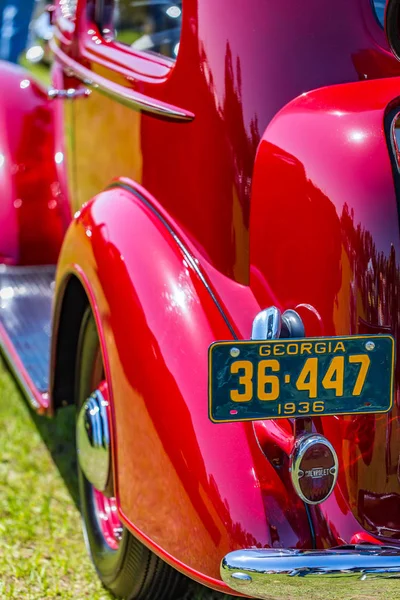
49,39,194,121
47,87,91,100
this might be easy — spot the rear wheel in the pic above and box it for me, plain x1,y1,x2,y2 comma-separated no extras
75,308,190,599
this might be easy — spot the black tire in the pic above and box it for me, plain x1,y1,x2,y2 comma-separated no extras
75,308,190,600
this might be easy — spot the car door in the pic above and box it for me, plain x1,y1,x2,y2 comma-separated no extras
64,0,187,214
51,0,253,284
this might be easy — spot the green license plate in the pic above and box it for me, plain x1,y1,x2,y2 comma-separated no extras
209,335,395,423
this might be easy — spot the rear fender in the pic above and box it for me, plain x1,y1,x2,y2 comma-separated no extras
250,77,400,546
0,61,66,265
51,182,312,588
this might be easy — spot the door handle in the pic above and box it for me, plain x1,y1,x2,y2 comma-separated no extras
47,87,91,100
50,39,194,120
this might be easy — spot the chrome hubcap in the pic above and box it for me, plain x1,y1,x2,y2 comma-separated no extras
76,388,110,492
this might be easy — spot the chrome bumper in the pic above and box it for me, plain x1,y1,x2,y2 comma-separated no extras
221,545,400,599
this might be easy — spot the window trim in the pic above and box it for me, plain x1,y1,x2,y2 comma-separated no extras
93,0,182,66
370,0,385,28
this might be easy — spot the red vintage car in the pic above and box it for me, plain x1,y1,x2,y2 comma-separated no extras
1,0,400,598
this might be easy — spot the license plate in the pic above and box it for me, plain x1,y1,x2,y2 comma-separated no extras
209,335,395,423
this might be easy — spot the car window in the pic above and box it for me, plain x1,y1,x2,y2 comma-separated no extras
101,0,182,60
371,0,385,27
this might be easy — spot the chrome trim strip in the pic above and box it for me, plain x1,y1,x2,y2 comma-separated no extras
388,109,400,174
50,39,195,121
48,87,91,100
0,332,42,411
221,546,400,599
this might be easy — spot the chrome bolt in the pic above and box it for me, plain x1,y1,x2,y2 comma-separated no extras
231,572,252,583
365,341,375,351
230,347,240,358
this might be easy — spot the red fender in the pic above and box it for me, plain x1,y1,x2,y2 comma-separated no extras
250,77,400,546
0,61,66,265
51,182,312,589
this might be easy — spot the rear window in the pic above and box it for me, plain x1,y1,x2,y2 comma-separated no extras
102,0,182,60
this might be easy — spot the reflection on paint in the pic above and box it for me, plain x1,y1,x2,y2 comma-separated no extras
349,130,366,143
55,151,64,164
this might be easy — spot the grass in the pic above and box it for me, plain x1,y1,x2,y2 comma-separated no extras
0,361,243,599
0,359,113,599
1,358,400,600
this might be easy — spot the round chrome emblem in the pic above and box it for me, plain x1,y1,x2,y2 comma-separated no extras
289,434,338,505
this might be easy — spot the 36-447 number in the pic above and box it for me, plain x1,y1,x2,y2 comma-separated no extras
229,355,370,403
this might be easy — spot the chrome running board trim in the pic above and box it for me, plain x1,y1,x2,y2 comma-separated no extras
221,546,400,599
0,265,55,412
0,322,46,411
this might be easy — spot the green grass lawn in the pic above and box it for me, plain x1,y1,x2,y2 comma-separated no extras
0,361,241,600
0,359,113,599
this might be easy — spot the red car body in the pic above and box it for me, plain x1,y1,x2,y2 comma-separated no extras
1,0,400,597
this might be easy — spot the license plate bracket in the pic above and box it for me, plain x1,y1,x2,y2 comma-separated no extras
209,335,394,423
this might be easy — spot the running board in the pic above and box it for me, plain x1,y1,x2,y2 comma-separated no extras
0,265,56,412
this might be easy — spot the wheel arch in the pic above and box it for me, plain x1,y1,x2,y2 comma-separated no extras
51,273,89,411
49,180,313,589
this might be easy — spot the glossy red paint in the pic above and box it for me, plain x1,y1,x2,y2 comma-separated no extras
92,489,121,551
1,0,400,593
250,76,400,545
51,62,73,225
0,61,66,265
52,0,400,282
52,183,312,589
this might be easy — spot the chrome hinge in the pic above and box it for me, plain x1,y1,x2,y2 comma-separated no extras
47,87,91,100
